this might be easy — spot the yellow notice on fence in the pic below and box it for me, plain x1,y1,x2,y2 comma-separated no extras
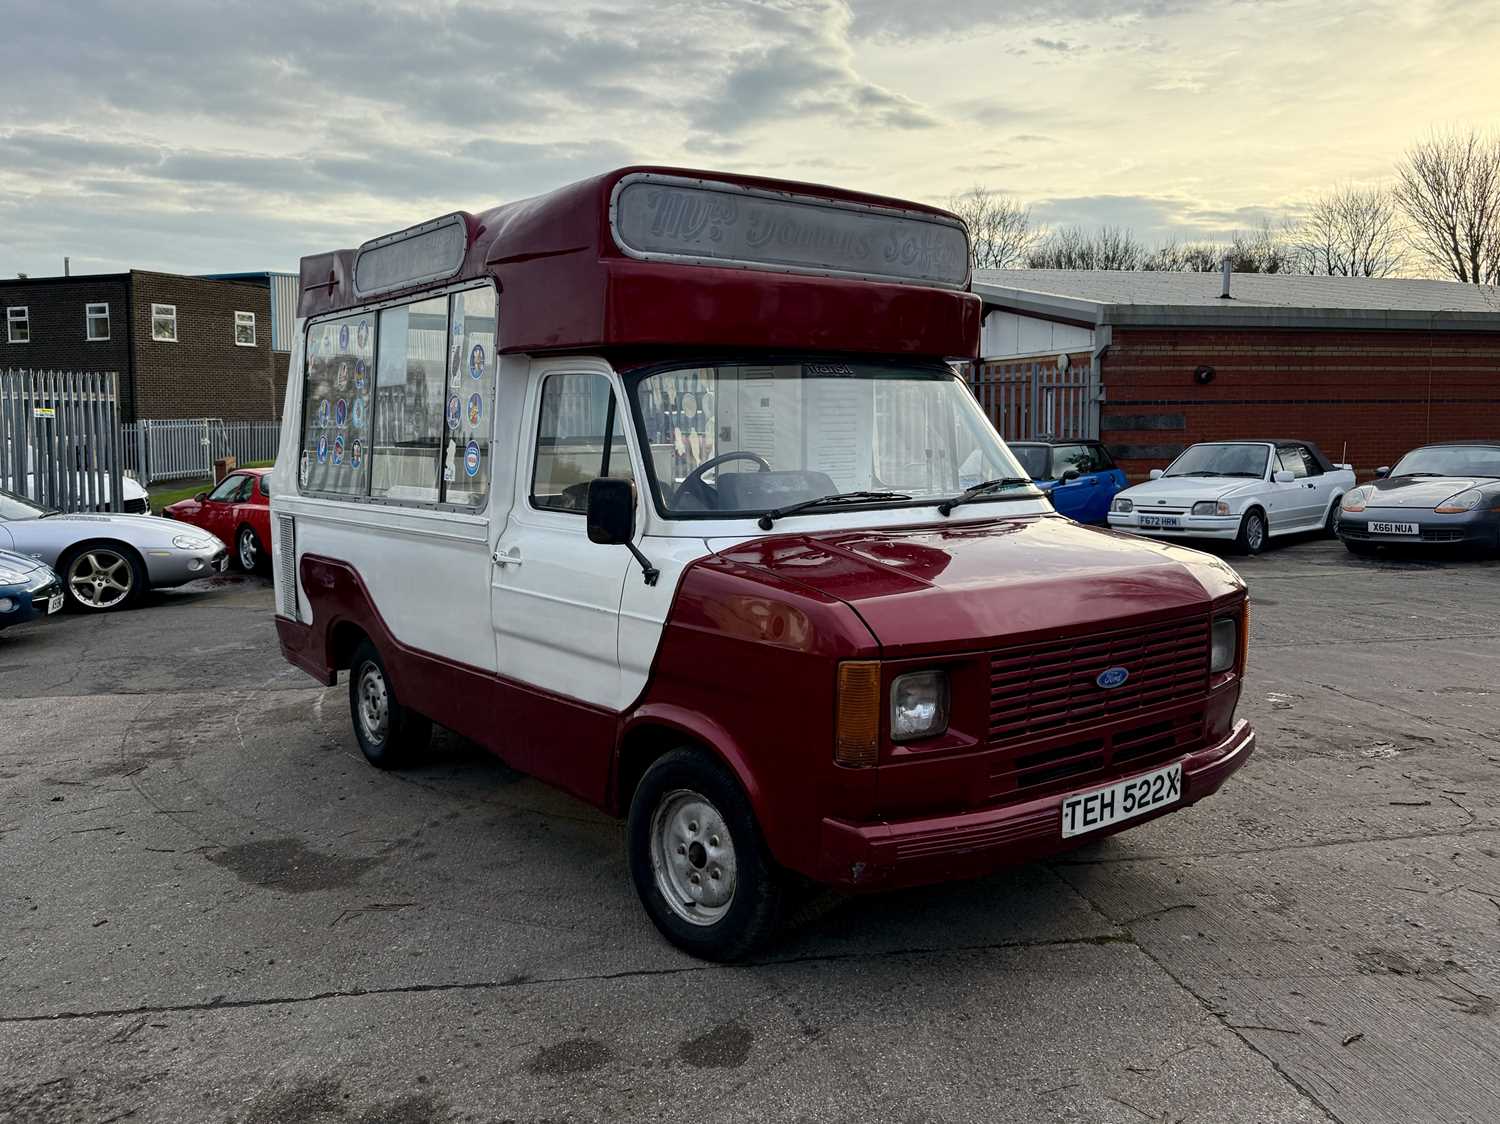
33,406,55,419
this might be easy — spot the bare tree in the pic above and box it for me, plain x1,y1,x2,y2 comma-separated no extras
1394,129,1500,284
1293,184,1406,277
946,186,1036,269
1026,225,1148,270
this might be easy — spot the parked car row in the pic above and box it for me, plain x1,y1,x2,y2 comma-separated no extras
1025,437,1500,559
0,469,278,629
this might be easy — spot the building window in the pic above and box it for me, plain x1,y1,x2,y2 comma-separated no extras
6,306,29,344
234,311,256,347
151,304,177,342
86,303,110,341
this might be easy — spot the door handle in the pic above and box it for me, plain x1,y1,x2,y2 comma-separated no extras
491,547,523,567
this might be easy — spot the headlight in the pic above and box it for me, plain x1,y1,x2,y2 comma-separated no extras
1111,497,1133,514
1192,500,1230,516
1435,488,1484,514
172,534,210,550
1341,487,1370,513
1210,615,1238,674
890,670,950,742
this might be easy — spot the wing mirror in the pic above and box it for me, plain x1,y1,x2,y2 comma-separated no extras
1059,468,1081,483
194,492,208,503
1273,470,1295,484
1374,466,1390,478
586,477,658,586
1149,469,1164,480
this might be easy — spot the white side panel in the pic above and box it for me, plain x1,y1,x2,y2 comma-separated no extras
618,536,714,704
980,311,1094,361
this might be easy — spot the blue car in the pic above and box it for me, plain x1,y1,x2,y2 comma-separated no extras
1009,440,1128,525
0,548,63,631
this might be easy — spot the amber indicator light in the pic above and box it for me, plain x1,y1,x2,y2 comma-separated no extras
835,661,881,767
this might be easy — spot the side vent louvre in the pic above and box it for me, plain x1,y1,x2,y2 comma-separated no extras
275,513,298,619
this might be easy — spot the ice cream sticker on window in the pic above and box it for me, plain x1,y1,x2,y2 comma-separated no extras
315,399,330,428
350,439,363,469
468,344,485,380
357,320,370,350
351,398,366,430
335,399,348,427
467,393,482,428
333,434,345,465
316,434,328,464
339,324,351,351
464,440,481,477
446,394,462,431
354,359,367,391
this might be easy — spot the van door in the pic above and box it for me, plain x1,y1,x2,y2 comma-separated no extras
490,363,635,712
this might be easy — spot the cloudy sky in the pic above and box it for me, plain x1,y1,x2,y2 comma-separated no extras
2,0,1496,278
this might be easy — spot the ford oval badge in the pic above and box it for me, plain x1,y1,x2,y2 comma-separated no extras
1096,666,1129,690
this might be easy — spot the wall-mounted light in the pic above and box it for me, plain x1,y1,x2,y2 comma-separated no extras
1193,365,1216,385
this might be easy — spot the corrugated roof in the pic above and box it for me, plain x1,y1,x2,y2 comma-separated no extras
972,269,1500,331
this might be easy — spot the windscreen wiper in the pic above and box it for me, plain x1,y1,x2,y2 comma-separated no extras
757,491,910,530
937,477,1034,516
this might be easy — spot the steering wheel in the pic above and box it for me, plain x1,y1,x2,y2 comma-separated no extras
674,451,772,510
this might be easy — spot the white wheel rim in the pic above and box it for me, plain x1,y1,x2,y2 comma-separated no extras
68,549,132,608
650,789,737,926
356,661,389,745
239,529,257,569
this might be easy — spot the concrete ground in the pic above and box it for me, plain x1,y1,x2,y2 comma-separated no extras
2,537,1498,1123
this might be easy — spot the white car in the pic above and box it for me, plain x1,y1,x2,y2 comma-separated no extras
1108,440,1355,554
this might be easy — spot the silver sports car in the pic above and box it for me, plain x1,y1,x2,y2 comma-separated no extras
0,487,228,612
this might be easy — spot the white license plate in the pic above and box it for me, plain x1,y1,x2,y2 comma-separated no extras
1062,762,1182,838
47,593,64,614
1368,521,1419,535
1139,514,1181,529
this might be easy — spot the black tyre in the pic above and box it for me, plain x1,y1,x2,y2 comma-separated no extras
234,525,267,573
1343,540,1379,557
60,543,146,612
348,639,431,768
1234,509,1268,555
1324,500,1341,537
627,748,784,961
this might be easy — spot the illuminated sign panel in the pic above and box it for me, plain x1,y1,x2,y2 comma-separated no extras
353,213,468,298
610,174,970,290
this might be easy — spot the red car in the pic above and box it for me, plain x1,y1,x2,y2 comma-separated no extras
164,468,271,573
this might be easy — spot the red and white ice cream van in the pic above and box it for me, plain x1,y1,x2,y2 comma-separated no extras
271,167,1252,959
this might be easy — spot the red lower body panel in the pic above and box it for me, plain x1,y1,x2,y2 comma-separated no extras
815,718,1254,889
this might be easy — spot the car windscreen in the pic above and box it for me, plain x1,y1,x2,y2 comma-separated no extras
0,488,47,521
629,360,1033,516
1009,445,1051,480
1391,445,1500,478
1164,444,1269,479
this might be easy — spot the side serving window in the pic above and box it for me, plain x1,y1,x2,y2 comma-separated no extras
299,284,497,508
302,312,374,496
530,373,634,514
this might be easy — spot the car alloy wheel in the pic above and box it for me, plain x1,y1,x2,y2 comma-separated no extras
650,788,739,926
238,527,258,571
67,548,134,610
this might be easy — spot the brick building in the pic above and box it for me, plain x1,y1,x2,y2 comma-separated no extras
972,270,1500,478
0,270,295,421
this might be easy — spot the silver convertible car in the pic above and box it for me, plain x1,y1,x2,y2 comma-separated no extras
0,487,228,612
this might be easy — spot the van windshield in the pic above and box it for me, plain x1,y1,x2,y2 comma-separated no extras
629,361,1033,517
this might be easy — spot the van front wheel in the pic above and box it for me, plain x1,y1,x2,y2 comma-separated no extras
627,749,784,961
348,639,431,768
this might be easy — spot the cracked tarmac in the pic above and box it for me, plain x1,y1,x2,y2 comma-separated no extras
1,538,1498,1122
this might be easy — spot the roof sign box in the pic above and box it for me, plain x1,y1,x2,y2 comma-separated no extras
609,172,970,290
353,213,469,298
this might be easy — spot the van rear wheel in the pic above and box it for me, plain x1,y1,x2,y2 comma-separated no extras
627,748,784,961
348,639,431,768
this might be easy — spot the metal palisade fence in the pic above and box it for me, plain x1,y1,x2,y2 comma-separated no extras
0,368,126,513
124,418,282,484
969,358,1099,441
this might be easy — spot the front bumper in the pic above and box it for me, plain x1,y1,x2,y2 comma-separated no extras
142,541,230,587
0,573,63,628
1107,512,1241,541
1337,509,1498,548
815,718,1254,888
